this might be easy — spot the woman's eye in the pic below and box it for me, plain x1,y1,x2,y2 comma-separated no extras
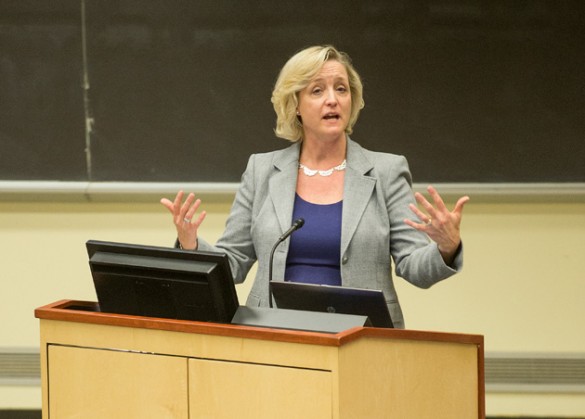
312,88,322,95
337,86,348,93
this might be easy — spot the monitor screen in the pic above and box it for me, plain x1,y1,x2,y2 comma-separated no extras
86,240,238,323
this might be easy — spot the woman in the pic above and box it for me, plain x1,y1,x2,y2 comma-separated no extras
161,45,469,328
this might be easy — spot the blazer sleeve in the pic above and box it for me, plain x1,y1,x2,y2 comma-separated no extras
197,155,259,284
382,155,462,288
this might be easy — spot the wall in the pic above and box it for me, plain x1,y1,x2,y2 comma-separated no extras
1,193,584,416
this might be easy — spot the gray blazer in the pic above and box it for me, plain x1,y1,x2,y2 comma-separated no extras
198,138,462,328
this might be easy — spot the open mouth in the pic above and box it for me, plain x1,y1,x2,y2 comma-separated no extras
323,113,340,120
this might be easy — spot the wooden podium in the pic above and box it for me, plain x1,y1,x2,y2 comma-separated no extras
35,300,485,418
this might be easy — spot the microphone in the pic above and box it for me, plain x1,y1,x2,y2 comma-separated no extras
268,218,304,308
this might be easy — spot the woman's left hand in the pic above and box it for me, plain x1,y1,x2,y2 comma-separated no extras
404,185,470,265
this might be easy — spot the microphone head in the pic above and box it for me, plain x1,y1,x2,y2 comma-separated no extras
276,218,305,242
294,218,305,229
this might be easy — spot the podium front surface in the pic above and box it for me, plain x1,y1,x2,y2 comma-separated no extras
35,300,485,418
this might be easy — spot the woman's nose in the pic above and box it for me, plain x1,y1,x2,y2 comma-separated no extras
325,88,338,105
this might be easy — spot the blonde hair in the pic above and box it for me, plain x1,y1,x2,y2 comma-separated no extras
271,45,365,142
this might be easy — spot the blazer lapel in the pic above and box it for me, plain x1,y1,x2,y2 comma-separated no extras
266,139,375,250
341,139,376,256
268,143,301,234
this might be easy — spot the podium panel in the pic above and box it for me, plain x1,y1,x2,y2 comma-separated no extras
189,358,331,418
338,338,478,417
48,345,188,418
35,300,485,418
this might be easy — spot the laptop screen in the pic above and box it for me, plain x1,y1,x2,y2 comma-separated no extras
270,281,393,328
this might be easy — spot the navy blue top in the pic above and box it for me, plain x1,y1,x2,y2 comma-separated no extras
284,194,343,285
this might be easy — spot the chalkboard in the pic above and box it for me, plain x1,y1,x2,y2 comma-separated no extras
0,1,86,180
1,1,584,183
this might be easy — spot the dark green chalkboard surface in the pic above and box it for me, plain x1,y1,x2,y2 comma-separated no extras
1,1,584,183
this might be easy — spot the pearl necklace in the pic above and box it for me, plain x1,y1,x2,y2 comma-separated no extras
298,159,347,177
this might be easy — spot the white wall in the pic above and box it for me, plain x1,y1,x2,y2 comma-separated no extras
1,194,584,415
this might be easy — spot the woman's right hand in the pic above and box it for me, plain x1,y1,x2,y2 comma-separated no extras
160,191,207,250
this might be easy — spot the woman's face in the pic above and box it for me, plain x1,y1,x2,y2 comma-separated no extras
297,60,352,143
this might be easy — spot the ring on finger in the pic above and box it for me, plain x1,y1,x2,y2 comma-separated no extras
183,218,191,223
426,218,432,226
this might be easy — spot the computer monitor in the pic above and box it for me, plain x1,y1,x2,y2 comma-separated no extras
86,240,238,323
